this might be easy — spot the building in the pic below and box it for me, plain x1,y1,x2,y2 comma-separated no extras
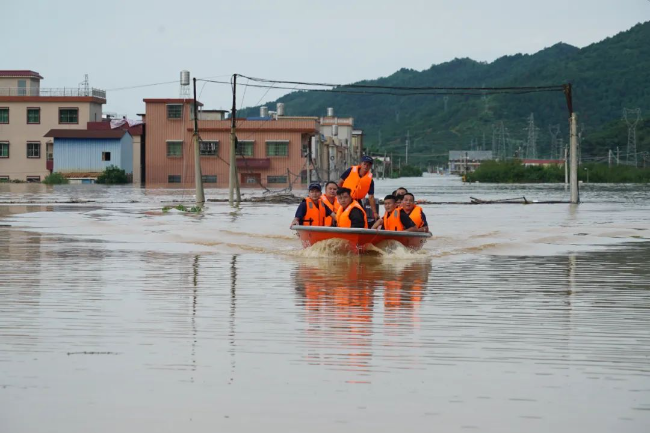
318,108,355,180
87,120,144,184
43,129,133,182
143,98,319,187
448,150,493,175
0,70,106,181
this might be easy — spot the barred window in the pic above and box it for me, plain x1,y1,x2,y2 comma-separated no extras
266,140,289,157
27,142,40,158
166,141,183,157
200,140,218,156
167,104,182,119
59,108,78,124
202,175,217,183
267,175,287,184
168,175,182,183
236,140,254,156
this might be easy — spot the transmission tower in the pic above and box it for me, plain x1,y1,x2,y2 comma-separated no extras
492,121,507,160
623,108,641,167
524,113,539,159
548,124,560,160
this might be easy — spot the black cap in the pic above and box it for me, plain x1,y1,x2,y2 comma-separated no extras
308,183,322,191
361,156,374,164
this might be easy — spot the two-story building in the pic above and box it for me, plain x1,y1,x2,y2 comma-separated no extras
0,70,106,181
144,98,319,187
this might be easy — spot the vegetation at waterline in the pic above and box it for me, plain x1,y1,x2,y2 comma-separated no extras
162,204,203,213
96,165,129,184
466,160,650,183
390,164,423,178
42,172,69,185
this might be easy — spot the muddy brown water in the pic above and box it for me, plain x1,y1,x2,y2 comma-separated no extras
1,176,650,432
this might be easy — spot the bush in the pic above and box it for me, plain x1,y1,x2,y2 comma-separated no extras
390,164,423,178
96,165,129,184
43,172,69,185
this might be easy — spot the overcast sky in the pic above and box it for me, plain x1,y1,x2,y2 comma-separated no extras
5,0,649,117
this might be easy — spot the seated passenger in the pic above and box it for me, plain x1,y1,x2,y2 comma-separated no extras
392,187,408,197
320,181,340,227
335,187,368,229
371,194,419,232
290,183,333,228
394,193,405,207
401,193,429,232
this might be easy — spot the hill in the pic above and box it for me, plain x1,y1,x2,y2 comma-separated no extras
239,21,650,166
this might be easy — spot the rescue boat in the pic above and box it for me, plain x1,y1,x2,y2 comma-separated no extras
291,226,432,253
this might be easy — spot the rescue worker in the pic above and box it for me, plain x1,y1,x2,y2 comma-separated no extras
335,187,368,228
401,192,429,232
320,181,340,227
371,194,418,231
290,183,334,228
337,156,378,221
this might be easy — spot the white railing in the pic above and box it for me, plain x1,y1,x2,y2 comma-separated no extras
0,87,106,99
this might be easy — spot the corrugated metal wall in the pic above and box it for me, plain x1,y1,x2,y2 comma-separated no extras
54,137,133,173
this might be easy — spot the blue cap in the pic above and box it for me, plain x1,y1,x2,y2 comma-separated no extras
308,182,322,191
361,156,374,164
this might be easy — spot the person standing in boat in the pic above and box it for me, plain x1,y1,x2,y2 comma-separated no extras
335,187,368,229
337,156,378,222
371,195,418,231
320,181,340,227
401,193,429,232
290,183,335,228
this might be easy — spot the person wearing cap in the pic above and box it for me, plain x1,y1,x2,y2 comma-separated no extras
290,183,335,228
337,156,378,221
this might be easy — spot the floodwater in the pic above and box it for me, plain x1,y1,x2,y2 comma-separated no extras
1,175,650,433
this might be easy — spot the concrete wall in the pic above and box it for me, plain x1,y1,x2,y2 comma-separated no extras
132,134,142,185
120,133,133,174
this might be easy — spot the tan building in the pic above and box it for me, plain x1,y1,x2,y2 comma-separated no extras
0,70,105,181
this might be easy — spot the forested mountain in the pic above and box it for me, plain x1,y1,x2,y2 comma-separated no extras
239,21,650,166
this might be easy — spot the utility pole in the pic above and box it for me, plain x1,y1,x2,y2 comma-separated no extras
192,78,205,205
608,149,612,168
616,147,620,166
570,112,579,204
229,74,240,206
405,130,410,165
564,145,568,187
390,153,393,177
383,151,387,180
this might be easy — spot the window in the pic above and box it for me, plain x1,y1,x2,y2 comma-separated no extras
267,175,287,184
0,108,8,124
167,104,183,119
200,140,218,156
168,175,182,183
59,108,78,124
266,140,289,156
236,140,254,156
0,176,9,182
202,175,217,183
300,170,307,184
102,152,111,161
27,142,40,158
27,108,40,124
26,176,41,183
17,80,27,96
0,142,8,158
166,141,183,157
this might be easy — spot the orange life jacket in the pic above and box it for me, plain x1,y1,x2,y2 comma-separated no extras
407,205,425,228
336,200,368,228
302,197,326,226
320,195,340,226
341,165,373,200
383,209,405,231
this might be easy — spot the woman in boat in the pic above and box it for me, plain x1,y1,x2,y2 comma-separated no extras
335,187,368,229
320,181,340,227
290,183,335,228
371,195,419,232
401,193,429,232
337,156,378,222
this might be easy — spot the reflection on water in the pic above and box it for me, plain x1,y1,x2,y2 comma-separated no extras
2,178,650,432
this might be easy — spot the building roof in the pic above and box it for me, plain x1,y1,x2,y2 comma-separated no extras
449,150,493,160
0,70,43,79
44,129,129,139
143,98,203,106
86,121,143,136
